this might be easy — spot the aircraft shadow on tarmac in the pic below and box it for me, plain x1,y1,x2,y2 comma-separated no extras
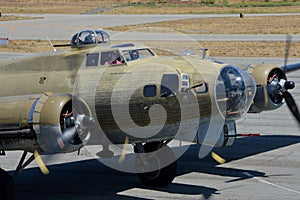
12,160,218,200
177,135,300,182
11,135,300,200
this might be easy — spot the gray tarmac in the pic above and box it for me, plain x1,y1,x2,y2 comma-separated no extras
0,13,300,200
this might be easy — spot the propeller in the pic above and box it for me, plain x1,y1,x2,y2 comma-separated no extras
267,34,300,125
283,91,300,124
35,112,94,175
32,127,82,175
211,151,226,164
284,34,292,69
33,150,50,175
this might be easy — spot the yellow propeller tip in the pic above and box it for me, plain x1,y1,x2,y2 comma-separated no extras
34,150,50,175
40,166,50,175
118,136,129,164
211,151,226,164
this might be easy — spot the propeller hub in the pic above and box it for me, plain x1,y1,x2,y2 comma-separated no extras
284,81,295,90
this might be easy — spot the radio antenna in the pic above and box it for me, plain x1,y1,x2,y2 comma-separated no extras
45,35,56,52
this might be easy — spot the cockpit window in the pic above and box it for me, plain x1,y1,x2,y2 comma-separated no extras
122,49,155,62
86,53,99,67
100,51,123,65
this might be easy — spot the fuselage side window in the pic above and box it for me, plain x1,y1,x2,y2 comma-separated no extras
144,85,157,97
160,74,179,97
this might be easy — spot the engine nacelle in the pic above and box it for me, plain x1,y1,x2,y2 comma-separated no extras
245,64,286,113
0,92,93,154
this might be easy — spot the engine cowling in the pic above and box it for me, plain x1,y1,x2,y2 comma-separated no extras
245,64,286,113
0,92,93,154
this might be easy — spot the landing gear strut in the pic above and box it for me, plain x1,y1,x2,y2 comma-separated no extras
134,141,177,187
14,151,35,175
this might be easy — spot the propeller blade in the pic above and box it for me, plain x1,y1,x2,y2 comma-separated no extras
61,127,77,142
56,127,77,150
211,151,226,164
118,136,129,163
33,150,50,175
282,62,300,73
283,91,300,124
284,34,292,69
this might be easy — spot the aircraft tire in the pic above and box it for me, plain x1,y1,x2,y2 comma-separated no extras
0,168,15,200
136,142,177,187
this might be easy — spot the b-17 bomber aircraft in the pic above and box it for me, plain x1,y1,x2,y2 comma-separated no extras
0,30,299,198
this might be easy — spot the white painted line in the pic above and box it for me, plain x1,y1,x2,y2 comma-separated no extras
242,172,300,195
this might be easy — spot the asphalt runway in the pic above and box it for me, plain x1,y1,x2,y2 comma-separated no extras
0,55,299,200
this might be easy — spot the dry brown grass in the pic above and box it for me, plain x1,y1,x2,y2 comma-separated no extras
0,0,299,14
146,40,300,58
0,40,69,53
103,5,300,15
108,15,300,34
0,15,40,21
1,40,299,58
197,41,300,58
0,1,113,14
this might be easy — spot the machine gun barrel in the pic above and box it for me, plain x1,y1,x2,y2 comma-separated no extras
0,129,35,139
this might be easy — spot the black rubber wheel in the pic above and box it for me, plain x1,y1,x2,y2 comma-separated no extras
135,142,177,187
0,168,15,200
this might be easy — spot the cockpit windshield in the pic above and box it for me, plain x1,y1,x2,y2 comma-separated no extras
122,48,155,62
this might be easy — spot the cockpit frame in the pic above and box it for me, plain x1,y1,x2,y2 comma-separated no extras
84,43,157,67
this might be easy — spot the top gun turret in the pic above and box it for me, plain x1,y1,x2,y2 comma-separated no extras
53,29,110,49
